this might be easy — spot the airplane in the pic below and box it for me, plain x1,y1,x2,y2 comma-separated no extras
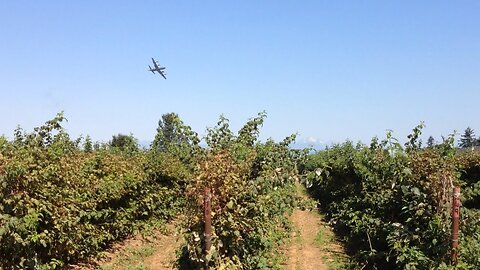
148,58,167,79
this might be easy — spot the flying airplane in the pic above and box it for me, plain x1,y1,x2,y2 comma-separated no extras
148,58,167,79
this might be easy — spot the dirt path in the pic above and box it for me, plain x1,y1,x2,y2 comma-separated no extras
70,223,183,270
143,224,183,270
285,208,327,270
102,223,183,270
284,185,347,270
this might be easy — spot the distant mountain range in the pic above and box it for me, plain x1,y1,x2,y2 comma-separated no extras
290,141,327,151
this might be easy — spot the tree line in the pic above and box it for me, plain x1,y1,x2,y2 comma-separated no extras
425,127,479,149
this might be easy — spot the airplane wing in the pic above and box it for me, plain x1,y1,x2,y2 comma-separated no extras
151,58,160,69
157,70,167,80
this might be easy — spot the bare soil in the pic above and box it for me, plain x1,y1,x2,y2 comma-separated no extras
68,223,182,270
284,208,328,270
284,183,347,270
143,225,183,270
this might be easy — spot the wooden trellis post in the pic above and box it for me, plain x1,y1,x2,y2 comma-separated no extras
204,187,212,269
451,186,460,265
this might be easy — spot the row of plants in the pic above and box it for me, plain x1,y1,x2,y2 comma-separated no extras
455,151,480,267
0,113,188,269
301,125,480,269
180,113,308,269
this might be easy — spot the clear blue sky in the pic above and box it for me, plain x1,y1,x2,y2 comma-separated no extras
1,1,479,146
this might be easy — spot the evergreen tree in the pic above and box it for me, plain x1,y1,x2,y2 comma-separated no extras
150,113,200,176
109,133,139,154
427,136,435,148
83,135,93,152
151,113,199,152
459,127,476,148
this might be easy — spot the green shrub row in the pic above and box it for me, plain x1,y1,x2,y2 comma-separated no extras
302,130,480,269
455,151,480,267
181,113,306,269
0,114,185,269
